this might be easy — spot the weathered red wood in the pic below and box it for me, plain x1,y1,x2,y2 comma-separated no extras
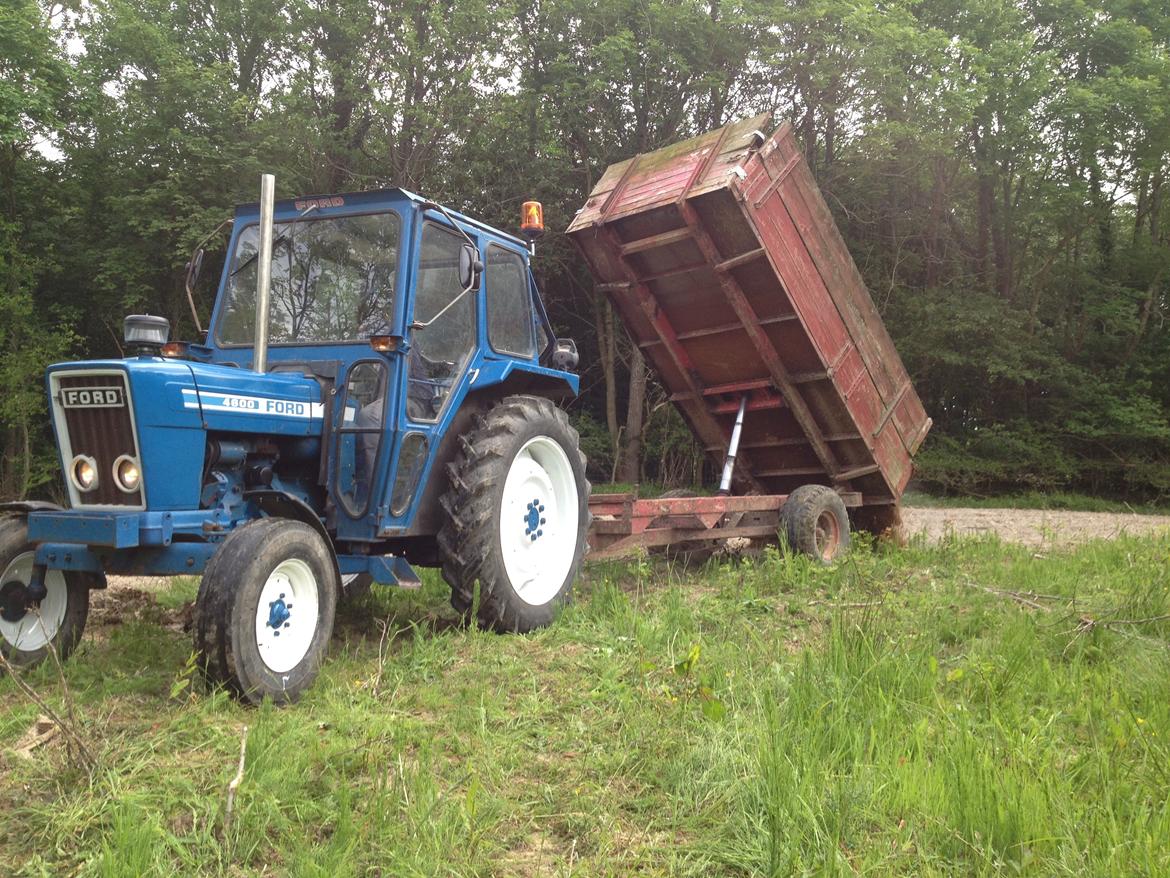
710,396,784,415
595,224,765,494
715,248,767,272
619,226,692,256
675,198,842,479
567,114,930,511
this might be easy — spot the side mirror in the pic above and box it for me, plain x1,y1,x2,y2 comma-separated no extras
458,243,483,290
185,247,204,290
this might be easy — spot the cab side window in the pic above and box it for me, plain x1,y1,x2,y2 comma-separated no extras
408,223,476,421
486,246,535,358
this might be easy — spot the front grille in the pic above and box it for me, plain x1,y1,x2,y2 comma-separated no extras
53,372,143,507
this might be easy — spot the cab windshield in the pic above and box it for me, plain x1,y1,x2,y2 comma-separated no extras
216,212,401,345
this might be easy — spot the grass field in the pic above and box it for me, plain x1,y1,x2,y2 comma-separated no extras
2,532,1170,876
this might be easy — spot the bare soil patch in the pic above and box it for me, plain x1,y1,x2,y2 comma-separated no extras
902,506,1170,547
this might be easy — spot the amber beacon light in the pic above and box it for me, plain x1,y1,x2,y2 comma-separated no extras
520,201,545,242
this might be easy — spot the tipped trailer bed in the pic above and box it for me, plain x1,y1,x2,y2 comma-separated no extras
568,114,931,559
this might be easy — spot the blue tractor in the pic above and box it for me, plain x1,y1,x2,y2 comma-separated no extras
0,177,589,702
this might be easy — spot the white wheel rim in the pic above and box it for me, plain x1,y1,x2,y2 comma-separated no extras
0,551,68,652
254,558,320,674
500,436,579,607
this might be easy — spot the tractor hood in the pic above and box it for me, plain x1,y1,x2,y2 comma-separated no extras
45,358,325,511
47,357,326,437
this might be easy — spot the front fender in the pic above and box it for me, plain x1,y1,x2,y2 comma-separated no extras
243,489,341,588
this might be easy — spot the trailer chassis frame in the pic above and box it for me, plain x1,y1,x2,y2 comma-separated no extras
586,490,861,560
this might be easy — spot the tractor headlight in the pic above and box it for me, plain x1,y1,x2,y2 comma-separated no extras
71,455,99,492
113,455,141,493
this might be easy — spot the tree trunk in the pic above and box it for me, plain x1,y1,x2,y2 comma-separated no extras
18,418,30,500
1150,166,1163,244
972,122,994,290
619,345,647,484
593,294,620,457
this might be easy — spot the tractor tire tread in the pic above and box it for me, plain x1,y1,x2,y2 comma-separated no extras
438,395,590,629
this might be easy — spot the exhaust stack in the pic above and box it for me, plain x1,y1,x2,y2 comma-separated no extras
253,173,275,373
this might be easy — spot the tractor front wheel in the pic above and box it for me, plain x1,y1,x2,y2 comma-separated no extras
0,515,97,669
439,395,590,632
194,518,338,704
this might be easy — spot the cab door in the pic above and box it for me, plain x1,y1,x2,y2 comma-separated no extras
333,359,391,529
379,219,481,527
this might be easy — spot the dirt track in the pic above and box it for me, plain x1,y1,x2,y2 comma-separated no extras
901,506,1170,547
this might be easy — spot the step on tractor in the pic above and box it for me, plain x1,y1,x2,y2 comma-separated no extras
0,178,591,702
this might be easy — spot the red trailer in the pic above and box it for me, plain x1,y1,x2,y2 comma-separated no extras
567,114,931,561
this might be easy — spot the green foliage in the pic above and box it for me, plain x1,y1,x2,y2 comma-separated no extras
3,0,1170,500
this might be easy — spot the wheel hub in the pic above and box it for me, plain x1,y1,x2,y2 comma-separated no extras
0,579,31,624
815,510,841,561
254,559,319,674
266,592,293,636
524,498,547,541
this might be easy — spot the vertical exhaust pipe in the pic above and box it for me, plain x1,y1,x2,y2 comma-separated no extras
717,395,748,496
253,173,275,373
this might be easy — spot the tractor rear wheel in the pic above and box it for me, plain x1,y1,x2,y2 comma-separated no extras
0,516,97,669
780,484,851,564
194,518,338,704
438,395,590,632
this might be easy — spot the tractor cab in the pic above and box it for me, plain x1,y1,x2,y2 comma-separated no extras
192,188,576,541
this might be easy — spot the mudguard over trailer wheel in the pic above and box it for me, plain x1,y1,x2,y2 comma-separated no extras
195,518,338,704
781,485,851,564
439,395,590,632
0,516,99,668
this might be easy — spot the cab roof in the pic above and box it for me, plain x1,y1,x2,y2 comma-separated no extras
232,187,529,249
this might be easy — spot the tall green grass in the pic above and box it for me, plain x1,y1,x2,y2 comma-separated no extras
2,534,1169,875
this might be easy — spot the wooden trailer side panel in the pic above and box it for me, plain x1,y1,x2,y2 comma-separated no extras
567,115,930,507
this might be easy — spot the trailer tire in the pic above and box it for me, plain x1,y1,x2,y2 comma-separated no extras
195,518,338,704
0,516,97,669
781,485,850,564
439,395,590,632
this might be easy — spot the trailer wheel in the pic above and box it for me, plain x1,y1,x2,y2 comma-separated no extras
195,518,338,704
0,516,96,669
781,485,851,563
439,395,590,632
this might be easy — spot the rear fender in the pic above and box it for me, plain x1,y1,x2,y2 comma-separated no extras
471,359,578,401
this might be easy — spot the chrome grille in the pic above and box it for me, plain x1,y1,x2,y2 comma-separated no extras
53,372,143,508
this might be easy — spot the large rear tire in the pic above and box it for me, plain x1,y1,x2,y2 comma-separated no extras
194,518,338,704
0,516,97,669
780,484,851,564
438,395,590,632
